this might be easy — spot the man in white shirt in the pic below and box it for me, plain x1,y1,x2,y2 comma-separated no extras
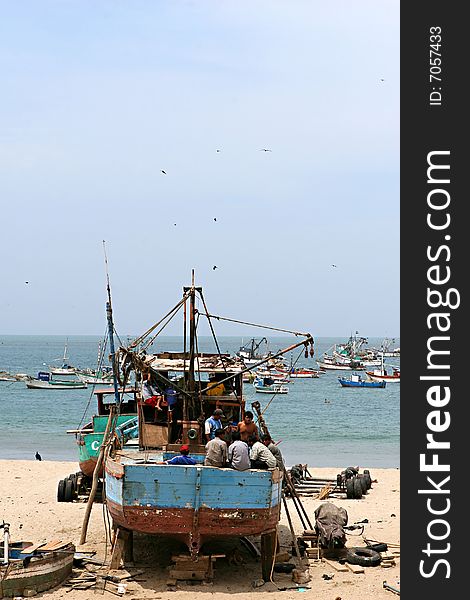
204,429,227,467
247,435,277,470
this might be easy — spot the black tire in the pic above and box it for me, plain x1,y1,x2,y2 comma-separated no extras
274,562,295,573
353,477,363,499
64,478,74,502
57,478,66,502
357,474,368,495
363,469,370,476
68,473,78,485
346,478,355,499
346,547,381,567
367,542,388,553
363,473,372,489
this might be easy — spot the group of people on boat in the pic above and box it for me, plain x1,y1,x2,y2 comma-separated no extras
162,408,284,471
202,408,284,471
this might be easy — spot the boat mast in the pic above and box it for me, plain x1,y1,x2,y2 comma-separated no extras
183,270,200,421
103,242,120,405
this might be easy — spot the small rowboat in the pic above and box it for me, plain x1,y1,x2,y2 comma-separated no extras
0,541,75,598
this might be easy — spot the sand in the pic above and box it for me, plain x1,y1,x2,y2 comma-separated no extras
0,461,400,599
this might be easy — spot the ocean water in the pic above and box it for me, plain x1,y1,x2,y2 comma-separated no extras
0,335,399,469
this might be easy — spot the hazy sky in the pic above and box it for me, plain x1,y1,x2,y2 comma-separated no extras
0,0,399,339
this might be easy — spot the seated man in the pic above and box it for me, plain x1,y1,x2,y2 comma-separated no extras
164,444,197,465
142,372,164,411
261,433,285,470
237,411,258,442
204,428,227,467
247,434,277,470
227,431,250,471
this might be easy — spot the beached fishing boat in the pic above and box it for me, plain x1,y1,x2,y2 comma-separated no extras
26,372,87,390
71,387,138,478
253,375,289,393
338,373,386,388
95,275,314,571
0,525,74,599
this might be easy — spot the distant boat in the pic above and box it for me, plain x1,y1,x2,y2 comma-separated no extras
365,354,400,383
316,358,363,371
289,367,320,378
50,340,77,375
0,371,18,382
365,368,400,383
26,372,87,390
253,376,289,394
338,373,386,388
236,337,271,368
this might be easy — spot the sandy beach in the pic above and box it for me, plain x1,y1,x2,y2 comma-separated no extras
1,461,400,599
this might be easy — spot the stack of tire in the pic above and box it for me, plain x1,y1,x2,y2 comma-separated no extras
344,469,372,500
57,472,81,502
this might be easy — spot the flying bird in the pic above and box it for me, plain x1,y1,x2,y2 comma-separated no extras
161,170,167,175
216,149,221,153
35,451,42,461
213,218,217,222
213,265,218,270
174,223,177,226
259,148,272,152
380,78,385,82
331,264,337,268
25,281,29,284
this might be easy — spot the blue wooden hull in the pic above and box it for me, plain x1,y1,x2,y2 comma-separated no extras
338,377,386,388
105,450,282,554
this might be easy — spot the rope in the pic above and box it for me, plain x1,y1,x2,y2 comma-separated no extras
130,293,190,349
198,311,309,337
142,299,186,352
198,289,241,403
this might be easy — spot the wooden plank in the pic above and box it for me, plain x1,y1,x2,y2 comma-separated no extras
322,558,349,572
345,562,365,574
20,542,46,554
40,539,68,551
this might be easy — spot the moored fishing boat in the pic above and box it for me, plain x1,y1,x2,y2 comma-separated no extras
365,368,400,383
253,375,289,393
289,367,320,378
92,273,314,572
338,373,386,388
49,341,77,376
26,372,87,390
316,358,363,371
236,337,270,368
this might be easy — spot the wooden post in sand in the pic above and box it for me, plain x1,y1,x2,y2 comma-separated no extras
79,406,115,545
260,529,277,582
